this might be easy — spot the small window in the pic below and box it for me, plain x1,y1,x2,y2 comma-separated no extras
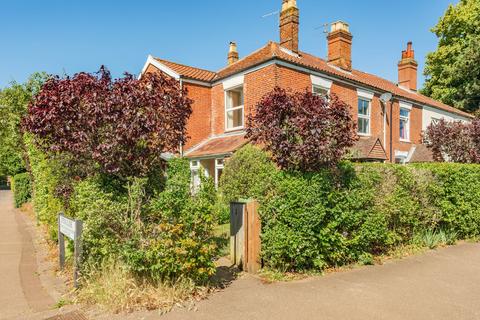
399,108,410,141
312,85,329,97
357,98,371,135
225,86,244,130
431,117,440,126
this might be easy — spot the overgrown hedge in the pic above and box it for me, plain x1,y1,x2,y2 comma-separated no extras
12,172,31,208
25,134,217,283
220,145,480,272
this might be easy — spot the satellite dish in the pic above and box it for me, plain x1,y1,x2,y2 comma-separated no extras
380,92,393,104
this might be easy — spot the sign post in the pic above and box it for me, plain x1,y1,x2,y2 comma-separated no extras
58,213,83,288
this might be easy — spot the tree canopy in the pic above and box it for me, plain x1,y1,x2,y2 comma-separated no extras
23,67,192,179
0,73,48,176
246,87,357,171
422,0,480,113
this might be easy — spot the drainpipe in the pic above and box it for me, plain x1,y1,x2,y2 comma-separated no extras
390,99,394,163
179,78,184,157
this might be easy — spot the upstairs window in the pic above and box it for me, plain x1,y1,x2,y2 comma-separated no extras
357,98,371,135
312,85,329,97
225,86,244,130
399,107,411,141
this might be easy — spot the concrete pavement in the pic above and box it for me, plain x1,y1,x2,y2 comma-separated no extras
159,242,480,320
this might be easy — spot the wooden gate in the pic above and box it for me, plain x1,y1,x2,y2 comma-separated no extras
230,200,261,273
230,202,244,267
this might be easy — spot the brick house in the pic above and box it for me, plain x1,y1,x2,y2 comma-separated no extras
140,0,472,187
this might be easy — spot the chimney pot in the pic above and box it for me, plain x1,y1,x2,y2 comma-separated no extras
327,21,353,71
228,41,239,65
398,41,418,91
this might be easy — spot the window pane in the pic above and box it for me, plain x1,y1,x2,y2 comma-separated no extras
400,108,409,117
313,85,328,96
358,99,369,115
358,118,369,134
400,119,406,139
227,108,243,129
227,88,243,109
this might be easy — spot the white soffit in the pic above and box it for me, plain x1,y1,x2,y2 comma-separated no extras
222,75,244,90
357,88,374,100
399,101,413,110
311,75,333,89
139,55,180,80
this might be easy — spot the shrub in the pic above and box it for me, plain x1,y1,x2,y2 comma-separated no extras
24,134,64,239
424,117,480,163
246,87,357,171
219,144,277,204
221,148,480,272
71,158,217,284
12,172,31,208
23,67,192,179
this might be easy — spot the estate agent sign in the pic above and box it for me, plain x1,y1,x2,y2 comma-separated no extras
58,213,83,288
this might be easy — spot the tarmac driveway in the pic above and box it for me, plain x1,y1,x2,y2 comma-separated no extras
160,242,480,320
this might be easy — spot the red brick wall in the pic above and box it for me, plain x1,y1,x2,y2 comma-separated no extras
276,65,311,92
147,61,422,162
183,82,212,150
211,83,225,136
144,64,212,150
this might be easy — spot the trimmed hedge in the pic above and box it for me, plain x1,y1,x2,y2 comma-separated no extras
221,145,480,272
12,172,31,208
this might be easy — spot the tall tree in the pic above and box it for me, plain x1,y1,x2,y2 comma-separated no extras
0,73,48,176
246,87,357,171
422,0,480,113
23,67,192,179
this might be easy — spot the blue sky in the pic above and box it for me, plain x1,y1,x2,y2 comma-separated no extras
1,0,456,89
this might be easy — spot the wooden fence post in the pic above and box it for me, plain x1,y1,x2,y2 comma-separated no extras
58,214,65,270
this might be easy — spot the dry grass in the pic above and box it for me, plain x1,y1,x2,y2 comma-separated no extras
76,262,210,314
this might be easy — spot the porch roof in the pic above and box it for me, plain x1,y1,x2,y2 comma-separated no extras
351,136,388,161
185,133,248,158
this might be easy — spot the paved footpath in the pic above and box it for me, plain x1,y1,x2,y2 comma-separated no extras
159,243,480,320
0,190,56,319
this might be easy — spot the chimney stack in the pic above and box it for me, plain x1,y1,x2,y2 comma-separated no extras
280,0,299,53
228,42,239,65
327,21,353,71
398,42,418,91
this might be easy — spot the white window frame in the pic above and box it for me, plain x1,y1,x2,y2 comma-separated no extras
224,85,244,131
190,160,201,193
357,97,371,136
311,75,332,97
214,158,225,189
399,101,412,142
312,84,330,97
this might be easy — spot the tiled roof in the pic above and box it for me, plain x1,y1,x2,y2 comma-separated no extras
153,41,472,118
154,58,217,82
351,136,387,160
409,144,434,163
215,42,472,119
185,133,248,158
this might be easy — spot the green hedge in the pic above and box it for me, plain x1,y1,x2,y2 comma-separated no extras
12,172,31,208
24,134,64,239
221,145,480,272
70,158,217,283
